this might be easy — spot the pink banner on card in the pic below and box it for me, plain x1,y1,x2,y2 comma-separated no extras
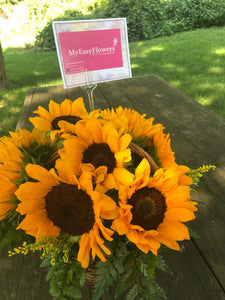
58,29,124,75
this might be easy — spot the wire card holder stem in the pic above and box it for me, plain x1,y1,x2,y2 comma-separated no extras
81,68,97,112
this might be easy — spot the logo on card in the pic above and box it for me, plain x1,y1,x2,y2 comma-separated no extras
67,41,117,58
59,29,123,75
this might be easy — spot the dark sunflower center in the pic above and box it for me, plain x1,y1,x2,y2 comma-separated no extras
51,115,81,130
82,143,116,173
45,182,95,235
128,187,167,230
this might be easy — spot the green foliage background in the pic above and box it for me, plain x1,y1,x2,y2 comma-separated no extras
1,0,225,50
34,0,225,50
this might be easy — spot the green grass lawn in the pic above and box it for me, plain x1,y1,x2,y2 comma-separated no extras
130,27,225,117
1,27,225,137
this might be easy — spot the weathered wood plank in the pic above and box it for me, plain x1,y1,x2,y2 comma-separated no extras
16,87,34,132
0,246,51,300
16,85,68,132
156,240,225,300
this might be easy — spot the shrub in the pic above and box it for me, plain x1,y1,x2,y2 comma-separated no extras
35,10,87,51
164,0,225,33
90,0,168,41
34,0,225,51
35,0,168,50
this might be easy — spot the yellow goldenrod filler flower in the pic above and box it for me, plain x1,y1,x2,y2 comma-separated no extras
100,106,177,169
57,118,134,190
112,158,197,255
15,162,119,268
29,97,97,138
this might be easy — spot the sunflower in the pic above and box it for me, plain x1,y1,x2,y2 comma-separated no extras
0,133,25,220
0,141,23,220
112,158,197,255
15,161,119,268
0,128,56,220
0,170,17,220
29,97,97,138
57,118,134,190
100,106,177,169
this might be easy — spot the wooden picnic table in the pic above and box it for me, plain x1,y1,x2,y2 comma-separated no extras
0,74,225,300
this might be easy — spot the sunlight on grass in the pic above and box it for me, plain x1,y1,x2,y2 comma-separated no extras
8,106,22,115
208,66,223,74
163,63,174,68
197,82,213,89
198,82,225,91
170,80,181,88
33,70,43,76
142,45,164,55
39,79,63,87
198,96,214,106
212,48,225,55
130,43,164,58
163,63,185,73
131,63,139,69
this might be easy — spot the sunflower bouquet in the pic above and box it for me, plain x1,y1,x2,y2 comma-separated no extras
0,97,215,300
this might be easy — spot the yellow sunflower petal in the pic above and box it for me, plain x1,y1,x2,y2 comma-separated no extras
75,121,93,145
115,148,131,165
135,158,151,179
49,100,61,118
112,216,129,235
52,159,78,185
26,164,59,186
61,99,72,115
113,167,134,185
29,117,51,131
34,106,52,121
118,133,132,150
102,173,118,190
0,203,14,220
157,235,180,251
78,232,91,268
158,220,190,241
57,120,76,132
86,118,103,143
98,193,119,220
71,97,88,117
165,207,196,222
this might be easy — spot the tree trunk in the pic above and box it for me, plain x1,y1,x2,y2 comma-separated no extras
0,40,8,90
